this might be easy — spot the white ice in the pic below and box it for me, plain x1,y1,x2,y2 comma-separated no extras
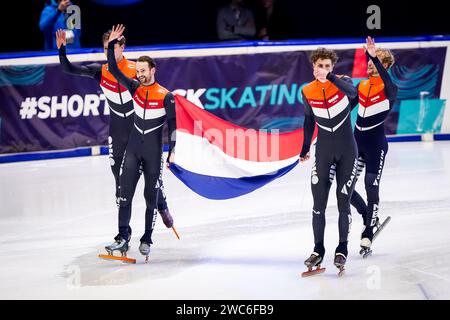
1,141,450,299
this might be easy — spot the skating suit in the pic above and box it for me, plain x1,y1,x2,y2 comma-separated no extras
107,39,176,243
300,73,358,257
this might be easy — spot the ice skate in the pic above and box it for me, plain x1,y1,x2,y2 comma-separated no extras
334,253,346,277
99,236,136,264
139,241,151,263
359,237,372,258
360,225,373,258
359,216,391,258
301,252,326,277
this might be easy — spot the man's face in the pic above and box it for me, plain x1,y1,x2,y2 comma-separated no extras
104,41,124,61
313,58,333,81
313,58,333,73
136,61,155,85
367,52,390,77
367,59,378,77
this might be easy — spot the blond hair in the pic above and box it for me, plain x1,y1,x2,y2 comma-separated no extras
375,48,395,69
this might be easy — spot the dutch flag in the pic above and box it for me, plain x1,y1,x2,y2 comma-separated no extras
170,95,313,200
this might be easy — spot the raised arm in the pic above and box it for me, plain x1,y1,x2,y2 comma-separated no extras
365,36,398,100
107,25,139,93
57,30,101,79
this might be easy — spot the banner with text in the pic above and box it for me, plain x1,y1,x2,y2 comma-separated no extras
0,46,447,154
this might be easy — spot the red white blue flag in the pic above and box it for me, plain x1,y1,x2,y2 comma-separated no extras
170,95,312,200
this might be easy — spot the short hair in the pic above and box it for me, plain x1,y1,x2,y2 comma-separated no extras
375,48,395,69
102,30,126,46
136,56,156,69
310,47,338,65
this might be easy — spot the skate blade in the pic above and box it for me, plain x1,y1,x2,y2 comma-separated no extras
98,254,136,264
334,263,346,277
301,267,326,277
172,226,180,240
373,216,391,242
360,249,372,259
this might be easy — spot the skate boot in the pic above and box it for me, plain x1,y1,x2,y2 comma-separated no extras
98,235,136,263
360,227,373,258
334,253,347,277
159,208,174,228
360,225,374,258
139,241,151,263
301,252,325,277
127,227,132,241
105,236,129,257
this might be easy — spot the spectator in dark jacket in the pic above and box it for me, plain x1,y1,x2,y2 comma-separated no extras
217,0,256,40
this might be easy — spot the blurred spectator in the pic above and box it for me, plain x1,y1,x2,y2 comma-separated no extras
217,0,256,41
39,0,81,50
255,0,275,40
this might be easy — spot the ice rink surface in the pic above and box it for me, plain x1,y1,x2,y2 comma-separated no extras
1,141,450,299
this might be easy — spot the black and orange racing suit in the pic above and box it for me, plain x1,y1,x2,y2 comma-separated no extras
300,73,358,258
107,38,176,244
350,53,398,240
58,45,169,225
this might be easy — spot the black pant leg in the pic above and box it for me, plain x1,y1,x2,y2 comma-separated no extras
310,151,334,257
156,153,168,211
334,149,358,256
117,149,141,240
364,146,388,230
139,150,163,244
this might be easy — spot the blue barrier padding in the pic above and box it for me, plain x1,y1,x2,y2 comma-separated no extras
0,144,171,164
434,133,450,141
100,146,109,155
1,136,449,163
0,147,92,163
387,135,423,142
